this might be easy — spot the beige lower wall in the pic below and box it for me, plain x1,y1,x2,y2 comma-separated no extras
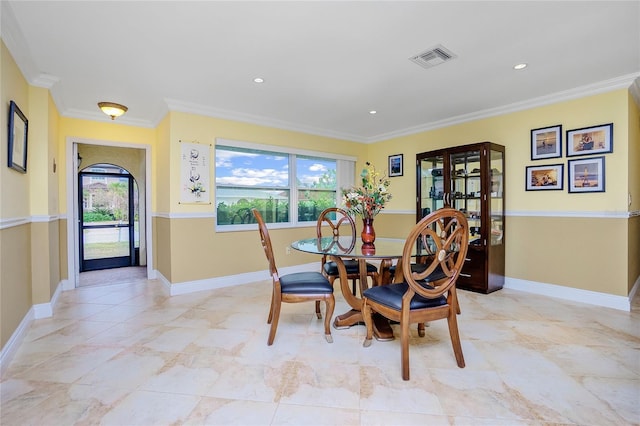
156,216,323,284
1,224,32,348
155,213,634,298
508,215,628,296
48,220,61,298
154,217,172,282
58,219,68,281
629,215,640,292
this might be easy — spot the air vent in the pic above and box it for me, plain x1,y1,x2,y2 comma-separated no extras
409,44,457,69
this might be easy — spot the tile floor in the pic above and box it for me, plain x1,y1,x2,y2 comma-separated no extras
1,273,639,425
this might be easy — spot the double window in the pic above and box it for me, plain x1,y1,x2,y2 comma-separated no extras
215,140,354,229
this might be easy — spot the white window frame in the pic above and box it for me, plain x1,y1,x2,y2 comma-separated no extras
215,138,356,232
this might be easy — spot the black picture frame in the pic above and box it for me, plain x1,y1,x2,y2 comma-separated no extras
525,163,564,191
566,123,613,157
388,154,403,177
531,124,562,160
568,156,605,193
8,100,28,173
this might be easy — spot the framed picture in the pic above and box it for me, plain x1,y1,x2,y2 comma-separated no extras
566,123,613,157
388,154,403,177
568,156,605,193
525,164,564,191
8,100,28,173
531,124,562,160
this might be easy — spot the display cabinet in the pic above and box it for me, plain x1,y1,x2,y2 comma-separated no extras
416,142,505,293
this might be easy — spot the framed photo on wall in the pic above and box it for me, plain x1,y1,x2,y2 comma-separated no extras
566,123,613,157
388,154,403,177
525,163,564,191
568,156,605,193
531,124,562,160
8,100,28,173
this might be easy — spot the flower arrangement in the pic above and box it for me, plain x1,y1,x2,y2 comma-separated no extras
342,162,392,220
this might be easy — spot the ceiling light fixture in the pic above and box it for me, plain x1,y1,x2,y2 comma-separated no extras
369,110,377,115
98,102,128,120
513,63,528,70
253,77,264,83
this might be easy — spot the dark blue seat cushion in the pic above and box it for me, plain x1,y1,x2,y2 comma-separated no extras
279,272,333,294
323,260,378,276
389,263,447,282
363,282,446,310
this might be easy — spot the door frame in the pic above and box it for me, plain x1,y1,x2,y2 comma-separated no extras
65,137,154,289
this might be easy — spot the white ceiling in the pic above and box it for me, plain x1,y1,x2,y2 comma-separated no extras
3,1,639,143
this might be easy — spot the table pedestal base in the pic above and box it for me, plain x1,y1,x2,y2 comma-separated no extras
333,310,394,341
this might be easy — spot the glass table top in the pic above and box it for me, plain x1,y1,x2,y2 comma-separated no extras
291,237,411,259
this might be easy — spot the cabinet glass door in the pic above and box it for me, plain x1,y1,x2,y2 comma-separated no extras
418,154,445,219
450,150,482,245
489,149,504,246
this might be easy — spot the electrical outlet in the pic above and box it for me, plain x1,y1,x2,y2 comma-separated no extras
285,246,291,255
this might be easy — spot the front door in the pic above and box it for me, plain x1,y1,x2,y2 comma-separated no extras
79,165,137,271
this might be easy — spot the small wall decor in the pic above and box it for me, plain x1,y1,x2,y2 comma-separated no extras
531,124,562,160
388,154,403,177
179,140,211,204
8,100,28,173
525,163,564,191
568,156,605,193
566,123,613,157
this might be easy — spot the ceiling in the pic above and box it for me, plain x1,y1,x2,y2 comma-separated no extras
3,1,639,143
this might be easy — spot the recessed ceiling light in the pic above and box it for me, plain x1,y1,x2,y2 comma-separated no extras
369,110,377,115
253,77,264,83
513,63,528,70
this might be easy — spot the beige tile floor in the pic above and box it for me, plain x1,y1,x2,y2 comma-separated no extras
2,273,639,425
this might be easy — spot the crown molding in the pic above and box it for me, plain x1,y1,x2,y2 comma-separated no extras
368,72,640,143
630,76,640,107
165,98,365,143
1,2,59,89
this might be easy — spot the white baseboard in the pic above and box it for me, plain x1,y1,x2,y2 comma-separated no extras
0,280,64,374
504,277,634,311
0,307,34,376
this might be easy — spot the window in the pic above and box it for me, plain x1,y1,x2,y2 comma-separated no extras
215,140,354,229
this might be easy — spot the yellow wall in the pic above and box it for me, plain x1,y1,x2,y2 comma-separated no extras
159,111,367,283
370,90,632,296
1,40,32,348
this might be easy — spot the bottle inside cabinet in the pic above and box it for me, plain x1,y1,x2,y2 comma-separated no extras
416,142,505,293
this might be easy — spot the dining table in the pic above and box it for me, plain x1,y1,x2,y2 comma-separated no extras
291,236,416,341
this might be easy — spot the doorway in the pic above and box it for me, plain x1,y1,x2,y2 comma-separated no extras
67,140,152,289
78,165,138,272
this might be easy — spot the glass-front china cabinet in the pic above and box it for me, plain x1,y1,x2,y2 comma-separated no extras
417,142,505,293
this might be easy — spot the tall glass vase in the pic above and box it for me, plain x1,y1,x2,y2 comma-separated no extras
361,217,376,246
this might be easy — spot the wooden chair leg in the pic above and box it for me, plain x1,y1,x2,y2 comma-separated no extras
267,290,276,324
447,308,465,368
417,322,425,337
315,301,322,318
324,296,335,343
401,318,411,380
452,287,462,314
267,298,282,346
362,301,373,347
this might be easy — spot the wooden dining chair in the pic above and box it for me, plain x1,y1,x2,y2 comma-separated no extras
252,209,335,345
316,207,379,296
361,207,469,380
